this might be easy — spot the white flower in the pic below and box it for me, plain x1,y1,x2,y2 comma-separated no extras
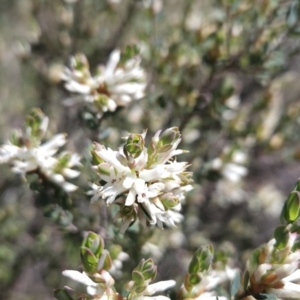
247,233,300,299
63,270,175,300
0,109,80,192
133,280,176,300
62,49,146,118
89,128,192,230
63,270,102,296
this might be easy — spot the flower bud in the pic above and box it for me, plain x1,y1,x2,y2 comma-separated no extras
188,256,201,274
161,193,180,209
128,258,158,293
95,94,109,107
194,245,214,273
72,53,89,73
80,232,105,274
91,149,104,165
123,134,145,160
98,249,113,272
132,270,145,287
158,127,180,147
25,108,49,141
137,258,157,279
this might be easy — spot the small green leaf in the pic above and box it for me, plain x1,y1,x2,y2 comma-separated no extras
102,250,113,271
286,192,300,222
230,272,240,297
82,232,104,258
134,285,147,294
243,270,250,292
184,274,192,292
143,265,157,281
274,225,289,250
135,259,145,272
189,273,201,285
292,236,300,252
188,256,200,274
91,150,103,165
157,144,173,153
132,270,145,286
290,218,300,233
54,288,74,300
80,247,98,273
255,293,277,300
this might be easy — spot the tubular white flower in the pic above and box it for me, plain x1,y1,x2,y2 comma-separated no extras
142,280,176,296
62,270,101,296
62,49,146,118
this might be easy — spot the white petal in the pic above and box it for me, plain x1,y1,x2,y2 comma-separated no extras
62,168,80,178
283,269,300,282
143,280,176,295
133,178,146,194
41,134,66,152
105,50,120,82
97,148,128,173
275,262,299,280
269,282,300,298
125,188,136,206
86,285,101,296
140,167,168,181
65,81,91,94
62,270,97,287
60,181,78,192
164,162,187,173
123,173,135,189
50,173,65,183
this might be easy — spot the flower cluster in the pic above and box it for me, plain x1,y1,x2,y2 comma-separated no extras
88,127,193,232
244,228,300,299
59,232,175,300
62,48,146,118
0,108,80,192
